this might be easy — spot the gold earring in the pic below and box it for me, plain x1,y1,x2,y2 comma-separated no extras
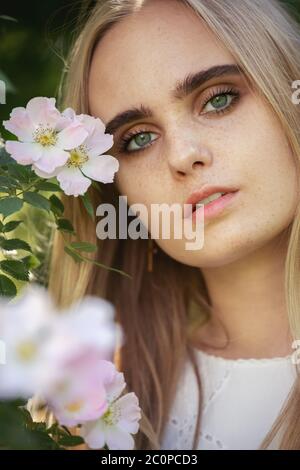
147,238,158,272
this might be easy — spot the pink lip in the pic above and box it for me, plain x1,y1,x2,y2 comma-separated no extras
191,190,239,222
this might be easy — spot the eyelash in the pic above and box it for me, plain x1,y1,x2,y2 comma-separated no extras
117,86,240,155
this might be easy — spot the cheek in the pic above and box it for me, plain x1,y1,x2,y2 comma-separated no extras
240,115,299,229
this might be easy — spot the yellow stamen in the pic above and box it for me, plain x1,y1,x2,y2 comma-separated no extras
34,126,58,147
16,341,37,362
65,400,84,413
67,145,89,168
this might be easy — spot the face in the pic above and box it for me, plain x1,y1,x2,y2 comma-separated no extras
88,0,299,268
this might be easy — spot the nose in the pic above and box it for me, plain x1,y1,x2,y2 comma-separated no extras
167,133,213,177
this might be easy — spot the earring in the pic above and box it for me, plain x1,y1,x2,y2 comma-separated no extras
147,238,158,272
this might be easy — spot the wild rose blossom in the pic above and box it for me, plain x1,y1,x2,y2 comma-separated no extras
0,283,141,450
45,352,109,427
33,112,119,196
0,285,57,399
3,97,119,196
3,97,89,174
80,361,142,450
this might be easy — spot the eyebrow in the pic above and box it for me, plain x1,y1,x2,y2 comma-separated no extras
104,64,242,136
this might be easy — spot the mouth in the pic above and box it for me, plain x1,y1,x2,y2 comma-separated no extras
184,189,239,221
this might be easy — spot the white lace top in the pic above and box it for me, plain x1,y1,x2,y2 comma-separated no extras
160,348,297,450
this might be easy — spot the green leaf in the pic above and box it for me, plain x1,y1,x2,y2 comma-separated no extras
57,435,84,446
2,220,22,233
69,241,97,252
0,274,17,297
91,180,103,195
49,194,64,216
0,259,29,281
80,192,95,221
20,254,41,270
0,197,23,217
64,246,83,263
0,175,22,190
56,218,75,234
23,192,50,212
35,181,62,192
0,187,10,194
7,165,35,183
0,237,31,252
0,147,16,165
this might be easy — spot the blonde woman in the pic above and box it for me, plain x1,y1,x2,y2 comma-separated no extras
49,0,300,450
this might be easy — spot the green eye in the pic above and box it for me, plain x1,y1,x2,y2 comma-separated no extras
210,94,228,109
133,133,151,147
203,91,238,114
126,132,157,152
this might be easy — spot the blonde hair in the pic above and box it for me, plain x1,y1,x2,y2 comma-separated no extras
49,0,300,449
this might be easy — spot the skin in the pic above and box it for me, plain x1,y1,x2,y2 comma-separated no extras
88,0,299,359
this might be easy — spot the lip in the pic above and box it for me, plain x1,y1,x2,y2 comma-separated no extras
184,185,239,221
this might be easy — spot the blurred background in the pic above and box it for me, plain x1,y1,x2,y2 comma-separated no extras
0,0,86,133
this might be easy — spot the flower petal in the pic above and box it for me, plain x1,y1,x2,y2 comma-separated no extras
5,141,42,164
106,425,135,450
114,393,141,434
33,147,69,173
87,134,114,158
77,115,114,155
32,165,63,179
80,420,106,449
81,155,119,184
56,123,89,150
56,167,91,196
105,370,126,404
3,107,35,142
26,97,61,128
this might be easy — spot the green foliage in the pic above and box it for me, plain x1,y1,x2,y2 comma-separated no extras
0,400,84,450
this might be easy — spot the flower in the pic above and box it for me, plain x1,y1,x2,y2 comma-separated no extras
44,295,121,366
33,112,119,196
3,97,88,173
0,284,56,399
80,361,142,450
0,283,119,401
0,281,140,450
45,353,110,427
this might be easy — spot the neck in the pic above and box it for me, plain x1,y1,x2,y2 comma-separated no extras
194,230,293,360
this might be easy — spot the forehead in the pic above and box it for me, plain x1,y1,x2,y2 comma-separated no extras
88,0,234,121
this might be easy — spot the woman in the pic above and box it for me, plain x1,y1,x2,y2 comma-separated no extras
49,0,300,449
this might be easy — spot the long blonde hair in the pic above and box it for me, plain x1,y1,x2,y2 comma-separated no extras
49,0,300,449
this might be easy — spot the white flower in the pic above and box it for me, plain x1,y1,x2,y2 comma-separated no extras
3,97,88,173
0,284,56,399
81,392,141,450
44,295,121,365
33,112,119,196
80,362,142,450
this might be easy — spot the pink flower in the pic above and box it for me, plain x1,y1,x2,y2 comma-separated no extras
80,361,142,450
46,353,110,427
33,113,119,196
3,97,89,173
81,392,141,450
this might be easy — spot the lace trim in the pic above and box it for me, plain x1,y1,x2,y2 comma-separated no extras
167,413,225,449
194,348,292,365
202,367,232,412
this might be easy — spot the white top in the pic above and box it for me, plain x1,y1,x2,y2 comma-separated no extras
160,348,297,450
